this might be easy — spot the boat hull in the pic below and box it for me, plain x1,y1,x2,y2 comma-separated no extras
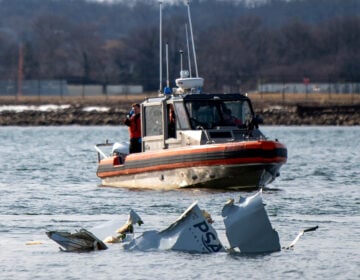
96,140,287,190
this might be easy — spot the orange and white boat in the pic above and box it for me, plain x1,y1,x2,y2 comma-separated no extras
95,92,287,190
95,2,287,190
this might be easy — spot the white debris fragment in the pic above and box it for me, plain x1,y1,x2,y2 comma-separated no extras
45,194,317,254
221,190,281,253
124,202,224,253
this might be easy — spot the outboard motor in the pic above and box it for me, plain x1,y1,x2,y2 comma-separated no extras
112,142,129,164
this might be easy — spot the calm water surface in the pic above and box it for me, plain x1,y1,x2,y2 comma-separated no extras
0,126,359,279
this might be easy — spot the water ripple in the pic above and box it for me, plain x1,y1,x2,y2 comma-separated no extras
0,126,359,279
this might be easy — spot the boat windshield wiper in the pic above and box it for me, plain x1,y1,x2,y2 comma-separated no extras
196,125,214,144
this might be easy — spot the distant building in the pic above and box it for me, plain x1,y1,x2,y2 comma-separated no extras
0,80,143,96
0,80,68,96
68,85,143,96
258,83,360,94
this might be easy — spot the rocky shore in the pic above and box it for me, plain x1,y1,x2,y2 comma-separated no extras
1,103,359,126
0,106,128,126
259,104,360,126
0,96,359,126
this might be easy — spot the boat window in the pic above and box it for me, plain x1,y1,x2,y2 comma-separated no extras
173,102,190,129
185,100,251,129
222,101,248,125
241,101,253,123
185,101,219,129
144,105,163,136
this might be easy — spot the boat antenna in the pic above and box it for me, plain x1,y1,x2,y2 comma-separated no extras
159,1,163,93
185,23,192,77
179,49,184,72
166,43,170,88
186,0,199,77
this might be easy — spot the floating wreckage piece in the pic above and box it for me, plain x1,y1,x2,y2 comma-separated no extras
102,209,144,243
46,209,143,251
221,190,281,253
117,208,144,234
46,228,108,252
124,202,225,253
45,195,317,254
123,192,283,254
25,240,44,245
283,225,319,250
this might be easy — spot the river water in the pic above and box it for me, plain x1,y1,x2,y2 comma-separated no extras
0,126,359,279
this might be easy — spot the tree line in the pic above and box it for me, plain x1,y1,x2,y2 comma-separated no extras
0,0,359,92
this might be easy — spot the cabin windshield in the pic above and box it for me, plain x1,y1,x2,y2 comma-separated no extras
184,99,252,129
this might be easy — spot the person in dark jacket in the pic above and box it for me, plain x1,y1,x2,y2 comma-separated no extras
124,103,141,153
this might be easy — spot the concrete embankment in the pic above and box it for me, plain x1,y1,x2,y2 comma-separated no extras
0,103,359,126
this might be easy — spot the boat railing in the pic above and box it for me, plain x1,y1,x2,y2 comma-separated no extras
94,140,114,163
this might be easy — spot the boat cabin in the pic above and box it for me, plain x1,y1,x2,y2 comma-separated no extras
141,93,265,152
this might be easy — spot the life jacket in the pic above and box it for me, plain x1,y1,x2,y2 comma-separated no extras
128,114,141,139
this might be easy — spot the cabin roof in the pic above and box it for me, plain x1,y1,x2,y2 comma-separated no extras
183,93,249,102
144,93,250,105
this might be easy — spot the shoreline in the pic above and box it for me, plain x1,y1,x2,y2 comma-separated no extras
0,95,359,126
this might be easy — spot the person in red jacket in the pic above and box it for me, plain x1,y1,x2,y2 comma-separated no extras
124,103,141,153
